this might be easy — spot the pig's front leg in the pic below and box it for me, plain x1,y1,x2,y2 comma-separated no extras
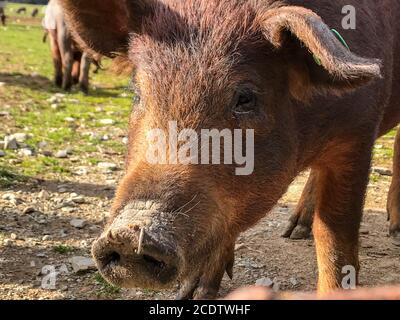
313,139,373,293
282,171,316,239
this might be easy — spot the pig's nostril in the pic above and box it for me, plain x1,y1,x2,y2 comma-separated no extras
143,254,166,270
104,251,121,266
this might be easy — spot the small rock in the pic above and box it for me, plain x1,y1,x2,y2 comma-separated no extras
12,133,29,143
2,193,16,201
38,190,47,199
99,119,115,125
98,162,118,172
19,148,34,157
38,141,48,149
0,111,10,117
60,229,67,238
105,179,116,185
235,243,246,251
101,135,110,141
0,150,5,157
4,136,18,150
55,150,69,159
64,117,76,122
255,277,274,287
23,207,36,214
70,218,87,229
372,167,393,176
71,196,85,204
289,277,298,286
69,256,96,273
74,167,88,176
30,261,36,267
122,137,128,145
42,235,51,241
10,233,18,240
41,150,53,157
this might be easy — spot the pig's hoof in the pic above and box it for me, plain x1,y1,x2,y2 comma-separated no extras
282,221,312,240
389,228,400,246
290,225,312,240
80,85,89,95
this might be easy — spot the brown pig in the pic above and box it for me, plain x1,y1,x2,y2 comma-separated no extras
59,0,400,299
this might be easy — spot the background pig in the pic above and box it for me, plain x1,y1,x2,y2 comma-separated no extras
44,0,92,93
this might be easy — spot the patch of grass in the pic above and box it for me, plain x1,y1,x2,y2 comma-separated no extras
0,13,131,181
0,167,26,188
93,272,121,297
370,173,381,184
53,244,75,255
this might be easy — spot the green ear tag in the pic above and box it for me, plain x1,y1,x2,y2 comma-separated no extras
313,28,350,66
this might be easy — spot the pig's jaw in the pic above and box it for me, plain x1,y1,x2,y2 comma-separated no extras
92,199,237,299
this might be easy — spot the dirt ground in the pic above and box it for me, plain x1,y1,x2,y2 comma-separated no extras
1,168,399,300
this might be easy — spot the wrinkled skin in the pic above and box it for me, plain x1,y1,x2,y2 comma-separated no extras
59,0,400,299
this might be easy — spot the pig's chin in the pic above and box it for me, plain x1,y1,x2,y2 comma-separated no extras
96,256,180,290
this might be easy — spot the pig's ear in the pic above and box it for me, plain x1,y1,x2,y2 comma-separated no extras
260,6,382,101
59,0,154,58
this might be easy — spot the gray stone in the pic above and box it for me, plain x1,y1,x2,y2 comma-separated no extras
69,256,96,273
98,162,118,172
64,117,76,123
255,277,274,287
38,141,48,149
99,119,115,125
0,150,5,157
55,150,69,159
12,133,29,143
19,148,34,157
4,136,18,150
71,196,86,204
41,150,53,157
0,111,10,117
372,167,393,177
70,218,87,229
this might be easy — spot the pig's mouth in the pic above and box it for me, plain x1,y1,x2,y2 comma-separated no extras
91,200,235,299
92,226,180,289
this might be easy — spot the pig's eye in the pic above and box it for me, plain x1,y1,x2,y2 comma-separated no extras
232,89,257,116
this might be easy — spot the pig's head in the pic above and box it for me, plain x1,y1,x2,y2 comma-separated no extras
60,0,381,299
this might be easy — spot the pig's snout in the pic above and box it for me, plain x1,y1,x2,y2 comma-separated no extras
92,203,180,289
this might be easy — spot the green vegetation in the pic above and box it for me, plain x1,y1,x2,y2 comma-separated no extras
0,4,132,184
53,244,75,254
93,272,121,298
0,167,26,188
